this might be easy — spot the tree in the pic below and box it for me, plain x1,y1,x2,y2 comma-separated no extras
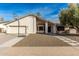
59,4,79,30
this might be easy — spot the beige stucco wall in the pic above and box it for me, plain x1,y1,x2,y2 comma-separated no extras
6,16,37,35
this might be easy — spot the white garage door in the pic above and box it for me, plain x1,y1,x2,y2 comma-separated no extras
9,26,27,36
19,27,26,34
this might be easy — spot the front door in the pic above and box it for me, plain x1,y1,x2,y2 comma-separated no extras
48,26,51,33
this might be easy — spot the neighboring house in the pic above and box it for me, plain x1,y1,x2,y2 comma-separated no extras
0,23,6,33
4,15,57,35
0,17,9,33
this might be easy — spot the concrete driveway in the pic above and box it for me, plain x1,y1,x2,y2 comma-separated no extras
0,33,16,44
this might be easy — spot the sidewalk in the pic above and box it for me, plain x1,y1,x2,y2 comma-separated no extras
0,47,79,56
54,36,79,46
0,33,16,44
0,37,24,47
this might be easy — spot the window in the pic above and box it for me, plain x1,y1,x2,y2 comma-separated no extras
57,26,64,31
37,25,44,32
39,26,44,31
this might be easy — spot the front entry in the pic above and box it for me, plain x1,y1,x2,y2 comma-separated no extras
48,26,51,33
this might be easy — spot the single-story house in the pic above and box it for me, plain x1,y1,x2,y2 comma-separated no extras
4,15,57,36
0,23,6,33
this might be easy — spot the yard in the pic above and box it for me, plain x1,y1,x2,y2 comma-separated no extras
13,34,70,46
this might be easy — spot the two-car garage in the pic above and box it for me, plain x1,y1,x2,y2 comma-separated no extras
6,26,27,36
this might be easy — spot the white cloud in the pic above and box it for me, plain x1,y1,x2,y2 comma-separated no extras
45,14,60,23
0,12,13,21
50,14,58,18
45,14,59,20
27,6,54,16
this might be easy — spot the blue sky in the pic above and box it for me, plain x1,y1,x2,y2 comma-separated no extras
0,3,68,21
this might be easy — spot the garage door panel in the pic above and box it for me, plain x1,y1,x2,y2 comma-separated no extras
9,27,18,33
8,26,26,35
19,27,26,34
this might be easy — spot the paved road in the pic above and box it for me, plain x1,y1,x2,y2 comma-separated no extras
0,33,16,44
0,47,79,56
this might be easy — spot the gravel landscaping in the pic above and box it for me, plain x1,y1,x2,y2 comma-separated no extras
13,34,70,46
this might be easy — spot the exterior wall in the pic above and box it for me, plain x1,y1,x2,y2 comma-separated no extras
6,16,37,35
